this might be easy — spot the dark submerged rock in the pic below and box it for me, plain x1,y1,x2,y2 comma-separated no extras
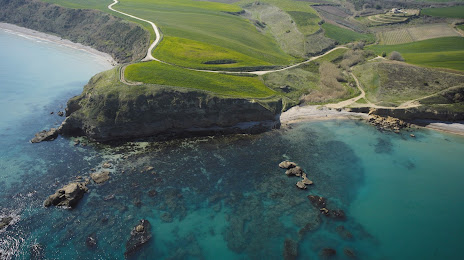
344,247,357,258
43,182,88,208
30,243,45,260
283,238,298,260
125,219,152,257
30,128,59,143
308,195,327,208
320,248,337,258
330,209,346,220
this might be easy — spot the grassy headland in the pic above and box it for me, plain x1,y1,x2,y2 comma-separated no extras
125,61,276,98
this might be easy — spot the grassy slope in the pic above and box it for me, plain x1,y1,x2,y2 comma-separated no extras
367,37,464,71
238,0,321,35
116,0,295,68
352,61,464,105
262,48,353,105
125,61,276,98
322,23,375,44
421,6,464,19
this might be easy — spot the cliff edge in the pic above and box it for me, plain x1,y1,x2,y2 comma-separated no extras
60,68,283,141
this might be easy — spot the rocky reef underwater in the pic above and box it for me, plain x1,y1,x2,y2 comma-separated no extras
0,119,385,260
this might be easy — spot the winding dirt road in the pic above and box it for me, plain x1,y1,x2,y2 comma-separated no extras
107,0,347,75
108,0,160,61
107,1,441,110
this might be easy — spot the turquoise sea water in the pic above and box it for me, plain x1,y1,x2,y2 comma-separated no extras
1,29,464,260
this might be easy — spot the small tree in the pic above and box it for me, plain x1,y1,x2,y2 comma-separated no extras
389,51,404,61
381,51,387,57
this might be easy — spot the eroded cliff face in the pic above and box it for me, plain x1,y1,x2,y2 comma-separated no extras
0,0,149,63
60,71,283,141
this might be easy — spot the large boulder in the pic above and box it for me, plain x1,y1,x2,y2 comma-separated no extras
90,171,110,184
43,182,88,208
30,128,59,143
125,219,152,257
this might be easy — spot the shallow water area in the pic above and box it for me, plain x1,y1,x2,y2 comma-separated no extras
1,27,464,260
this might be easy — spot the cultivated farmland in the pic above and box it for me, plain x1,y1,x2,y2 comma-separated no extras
378,23,461,45
367,37,464,71
421,6,464,19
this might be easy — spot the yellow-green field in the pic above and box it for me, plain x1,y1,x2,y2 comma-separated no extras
125,61,276,98
378,23,461,45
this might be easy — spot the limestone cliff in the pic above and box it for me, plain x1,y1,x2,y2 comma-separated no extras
60,69,283,141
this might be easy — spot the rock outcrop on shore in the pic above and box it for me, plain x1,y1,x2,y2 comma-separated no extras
30,128,59,143
0,216,13,230
60,70,283,141
43,182,88,208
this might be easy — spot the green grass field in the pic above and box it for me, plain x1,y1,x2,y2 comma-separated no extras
154,36,272,69
367,37,464,71
125,61,276,98
322,23,375,44
421,6,464,19
457,24,464,31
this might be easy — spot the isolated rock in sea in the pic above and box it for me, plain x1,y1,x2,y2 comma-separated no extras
86,233,98,248
279,161,296,169
308,195,327,208
0,216,13,230
286,166,304,177
283,238,298,260
90,171,110,184
296,181,307,189
125,219,152,257
43,182,88,208
57,111,64,117
30,128,59,143
320,248,337,258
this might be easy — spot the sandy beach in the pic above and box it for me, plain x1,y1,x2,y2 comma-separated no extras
279,105,368,125
280,105,464,136
0,23,116,66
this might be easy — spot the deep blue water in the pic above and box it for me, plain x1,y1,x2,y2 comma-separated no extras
1,28,464,260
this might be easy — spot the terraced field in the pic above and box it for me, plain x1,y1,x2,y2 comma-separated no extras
367,37,464,71
378,23,461,45
362,10,419,27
